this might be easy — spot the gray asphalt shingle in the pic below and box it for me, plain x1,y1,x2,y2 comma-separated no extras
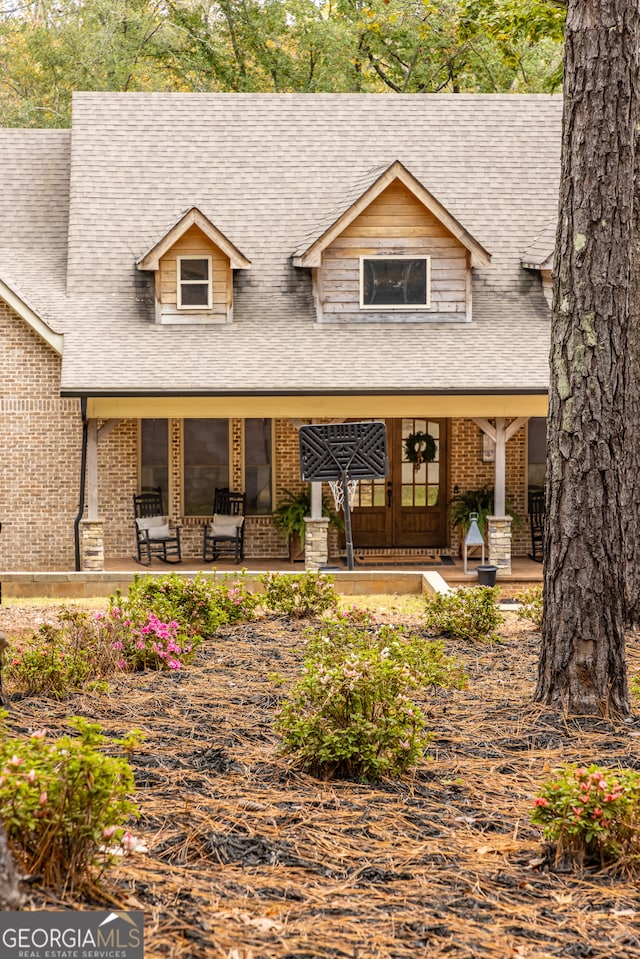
0,92,562,394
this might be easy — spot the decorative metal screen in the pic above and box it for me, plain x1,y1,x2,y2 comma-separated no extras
299,421,388,482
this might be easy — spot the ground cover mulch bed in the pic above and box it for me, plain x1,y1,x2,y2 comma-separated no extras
2,600,640,958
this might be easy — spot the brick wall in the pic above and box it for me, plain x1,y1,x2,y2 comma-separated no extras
0,303,82,570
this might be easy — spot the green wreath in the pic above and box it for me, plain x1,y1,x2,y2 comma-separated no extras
404,431,437,469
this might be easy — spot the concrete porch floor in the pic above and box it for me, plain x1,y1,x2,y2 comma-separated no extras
0,555,543,601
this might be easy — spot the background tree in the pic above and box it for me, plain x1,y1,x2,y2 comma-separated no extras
0,0,564,125
536,0,639,717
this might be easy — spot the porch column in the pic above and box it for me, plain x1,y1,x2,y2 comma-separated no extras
472,417,528,573
79,518,105,571
81,418,121,572
304,516,330,570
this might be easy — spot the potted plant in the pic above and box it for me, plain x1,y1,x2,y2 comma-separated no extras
272,487,343,562
449,485,521,553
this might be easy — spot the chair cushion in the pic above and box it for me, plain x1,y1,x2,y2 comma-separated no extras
136,516,171,540
210,513,244,537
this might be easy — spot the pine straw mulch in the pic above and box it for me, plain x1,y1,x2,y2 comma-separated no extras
3,601,640,959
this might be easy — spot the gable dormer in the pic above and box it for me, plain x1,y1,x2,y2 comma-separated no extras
136,207,250,325
293,161,490,324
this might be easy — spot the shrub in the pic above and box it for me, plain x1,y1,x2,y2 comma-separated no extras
0,714,140,891
423,586,502,642
113,572,257,644
260,572,338,618
532,763,640,871
105,611,194,672
308,609,468,690
275,645,427,780
6,608,120,699
515,586,543,630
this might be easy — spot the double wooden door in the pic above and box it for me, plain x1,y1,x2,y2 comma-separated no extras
349,418,448,549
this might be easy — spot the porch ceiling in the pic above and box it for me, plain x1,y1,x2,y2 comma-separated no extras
86,393,548,420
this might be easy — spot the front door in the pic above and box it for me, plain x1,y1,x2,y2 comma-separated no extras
350,418,448,549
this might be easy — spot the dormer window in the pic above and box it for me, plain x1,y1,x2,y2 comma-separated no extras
177,256,212,309
360,255,431,310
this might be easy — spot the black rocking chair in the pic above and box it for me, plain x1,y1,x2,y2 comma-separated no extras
203,488,246,564
528,489,545,563
133,488,182,565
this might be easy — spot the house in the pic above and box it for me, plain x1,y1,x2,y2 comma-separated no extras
0,92,561,573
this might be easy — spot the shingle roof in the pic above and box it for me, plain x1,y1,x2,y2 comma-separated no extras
0,92,562,394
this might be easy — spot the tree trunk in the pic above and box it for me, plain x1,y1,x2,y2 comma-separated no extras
0,824,22,910
623,130,640,628
536,0,639,717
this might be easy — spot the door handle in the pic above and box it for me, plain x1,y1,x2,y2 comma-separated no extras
386,482,393,507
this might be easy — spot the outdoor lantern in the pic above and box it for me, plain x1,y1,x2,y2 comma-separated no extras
463,511,485,573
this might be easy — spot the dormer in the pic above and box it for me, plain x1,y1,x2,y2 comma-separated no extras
136,207,250,325
293,161,490,324
521,220,555,310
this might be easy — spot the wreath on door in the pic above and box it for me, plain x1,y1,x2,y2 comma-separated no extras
404,431,437,472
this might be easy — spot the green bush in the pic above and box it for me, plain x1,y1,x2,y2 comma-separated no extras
308,608,468,689
275,645,426,780
532,764,640,871
515,585,543,630
112,572,258,644
423,586,502,642
6,608,120,699
260,572,338,618
275,607,467,780
0,714,140,892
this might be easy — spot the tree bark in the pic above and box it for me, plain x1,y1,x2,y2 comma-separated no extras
536,0,639,717
0,824,22,910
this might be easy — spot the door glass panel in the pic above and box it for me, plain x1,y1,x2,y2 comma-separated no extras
373,482,385,506
359,483,373,507
401,417,440,510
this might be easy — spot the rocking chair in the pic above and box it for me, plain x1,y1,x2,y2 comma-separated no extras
527,489,545,563
133,488,182,565
203,488,246,563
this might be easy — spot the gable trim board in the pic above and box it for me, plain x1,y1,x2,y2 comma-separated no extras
0,278,64,355
136,207,251,271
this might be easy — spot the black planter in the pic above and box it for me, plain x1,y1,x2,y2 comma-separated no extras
477,565,498,587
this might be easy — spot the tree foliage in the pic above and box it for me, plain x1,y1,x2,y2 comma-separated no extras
0,0,565,126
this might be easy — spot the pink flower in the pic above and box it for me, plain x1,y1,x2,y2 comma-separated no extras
26,770,36,784
30,730,46,740
117,659,126,670
8,755,22,767
102,825,118,839
533,797,549,808
167,659,181,670
39,791,48,806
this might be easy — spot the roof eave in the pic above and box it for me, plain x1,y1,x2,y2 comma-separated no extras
0,278,64,355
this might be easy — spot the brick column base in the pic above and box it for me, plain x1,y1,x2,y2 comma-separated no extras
79,519,105,571
487,515,512,574
304,516,330,571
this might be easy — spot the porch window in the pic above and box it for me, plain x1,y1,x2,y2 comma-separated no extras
140,419,169,506
360,256,430,309
245,418,273,514
177,256,212,309
183,419,229,515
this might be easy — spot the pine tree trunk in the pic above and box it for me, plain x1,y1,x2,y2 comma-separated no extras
623,130,640,628
0,824,21,910
536,0,639,717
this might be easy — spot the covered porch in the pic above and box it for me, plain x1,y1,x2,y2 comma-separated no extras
77,392,548,575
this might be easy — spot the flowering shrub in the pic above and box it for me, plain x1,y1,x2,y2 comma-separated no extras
515,586,543,630
532,763,640,870
275,645,427,780
6,608,120,699
308,609,468,690
105,611,194,672
209,576,259,624
112,571,256,643
0,713,140,891
260,572,338,618
423,586,502,643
